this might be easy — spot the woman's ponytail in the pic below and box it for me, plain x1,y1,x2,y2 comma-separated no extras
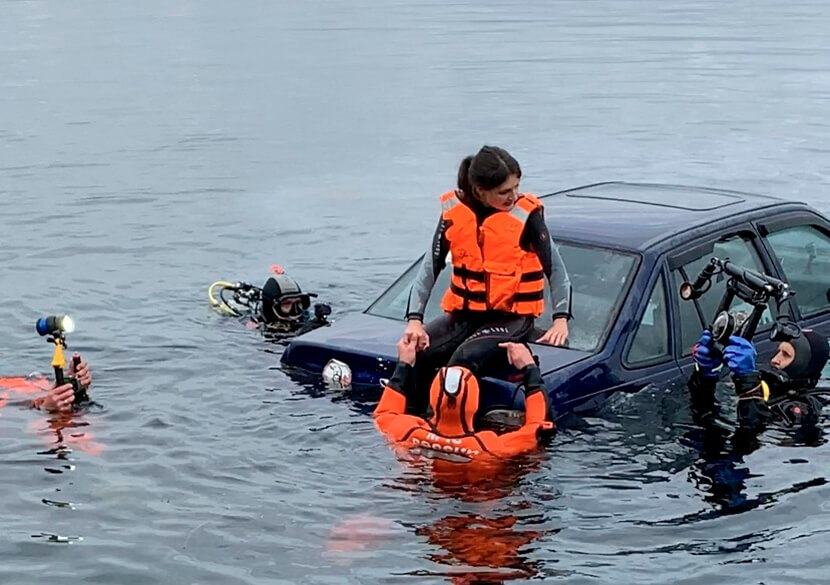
456,155,475,201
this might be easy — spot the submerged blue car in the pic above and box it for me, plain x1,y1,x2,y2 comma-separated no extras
282,182,830,417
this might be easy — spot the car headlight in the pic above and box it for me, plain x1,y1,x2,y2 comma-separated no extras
322,359,352,389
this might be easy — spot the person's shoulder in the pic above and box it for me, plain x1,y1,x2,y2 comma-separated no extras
519,193,543,208
440,189,461,203
0,375,51,394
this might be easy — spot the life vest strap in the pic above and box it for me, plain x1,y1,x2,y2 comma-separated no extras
449,283,544,304
453,266,486,282
453,266,545,283
450,283,486,303
514,291,545,302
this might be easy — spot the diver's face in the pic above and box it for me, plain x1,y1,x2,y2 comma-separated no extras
476,175,520,211
771,341,796,370
275,298,304,321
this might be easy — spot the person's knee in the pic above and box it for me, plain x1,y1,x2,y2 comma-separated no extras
447,343,488,370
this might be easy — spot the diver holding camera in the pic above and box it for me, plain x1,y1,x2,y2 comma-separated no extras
683,258,829,429
0,315,93,413
34,315,93,412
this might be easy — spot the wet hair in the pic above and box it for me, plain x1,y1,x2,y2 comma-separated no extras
457,145,522,203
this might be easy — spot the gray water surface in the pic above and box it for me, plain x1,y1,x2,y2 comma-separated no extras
2,1,829,583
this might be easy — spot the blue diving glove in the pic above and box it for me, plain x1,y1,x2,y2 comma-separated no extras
723,336,757,376
692,330,723,378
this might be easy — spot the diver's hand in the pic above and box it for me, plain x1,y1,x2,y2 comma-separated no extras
724,336,757,376
692,330,722,378
396,336,418,366
499,342,536,369
68,353,92,388
536,317,568,346
42,383,75,413
403,319,429,351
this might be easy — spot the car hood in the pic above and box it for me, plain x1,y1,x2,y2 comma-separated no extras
282,312,592,385
527,342,593,374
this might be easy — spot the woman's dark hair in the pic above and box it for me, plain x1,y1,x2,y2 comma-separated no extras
457,145,522,202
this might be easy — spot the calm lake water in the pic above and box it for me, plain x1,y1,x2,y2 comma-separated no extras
2,1,829,583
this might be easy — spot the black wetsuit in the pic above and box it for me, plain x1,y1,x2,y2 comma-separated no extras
254,307,331,344
685,367,826,512
689,367,827,432
404,194,573,414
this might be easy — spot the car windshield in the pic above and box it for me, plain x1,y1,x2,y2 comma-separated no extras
366,241,638,352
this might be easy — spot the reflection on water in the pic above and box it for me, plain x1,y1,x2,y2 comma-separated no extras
325,454,556,584
415,513,547,584
676,409,826,520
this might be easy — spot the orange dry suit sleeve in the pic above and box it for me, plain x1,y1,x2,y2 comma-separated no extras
478,364,553,458
0,376,51,409
373,363,429,442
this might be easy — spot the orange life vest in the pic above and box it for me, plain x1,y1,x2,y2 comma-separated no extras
439,191,545,316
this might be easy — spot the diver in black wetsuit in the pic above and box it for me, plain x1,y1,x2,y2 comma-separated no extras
209,270,332,341
690,329,829,431
680,328,829,513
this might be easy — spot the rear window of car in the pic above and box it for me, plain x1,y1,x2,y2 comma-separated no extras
366,241,638,353
765,224,830,317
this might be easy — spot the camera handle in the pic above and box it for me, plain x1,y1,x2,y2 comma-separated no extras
737,303,767,340
49,333,68,386
48,335,87,403
709,278,772,344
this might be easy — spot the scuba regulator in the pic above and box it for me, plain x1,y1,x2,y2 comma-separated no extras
680,257,798,346
35,315,88,404
208,281,262,317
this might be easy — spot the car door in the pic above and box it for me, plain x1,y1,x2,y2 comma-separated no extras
756,212,830,339
666,225,784,377
618,263,684,390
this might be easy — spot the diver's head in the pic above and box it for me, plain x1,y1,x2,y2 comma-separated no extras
428,366,480,436
771,331,829,387
261,274,314,323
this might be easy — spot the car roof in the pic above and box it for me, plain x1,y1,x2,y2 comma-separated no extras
541,181,810,252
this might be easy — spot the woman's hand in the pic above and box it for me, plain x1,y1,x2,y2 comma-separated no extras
69,353,92,388
403,319,430,351
536,317,569,346
41,383,75,413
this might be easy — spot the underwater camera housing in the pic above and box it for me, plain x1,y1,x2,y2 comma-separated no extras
314,302,332,322
35,314,88,404
680,257,798,345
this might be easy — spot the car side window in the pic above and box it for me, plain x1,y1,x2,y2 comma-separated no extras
673,235,776,355
766,225,830,316
627,276,670,365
